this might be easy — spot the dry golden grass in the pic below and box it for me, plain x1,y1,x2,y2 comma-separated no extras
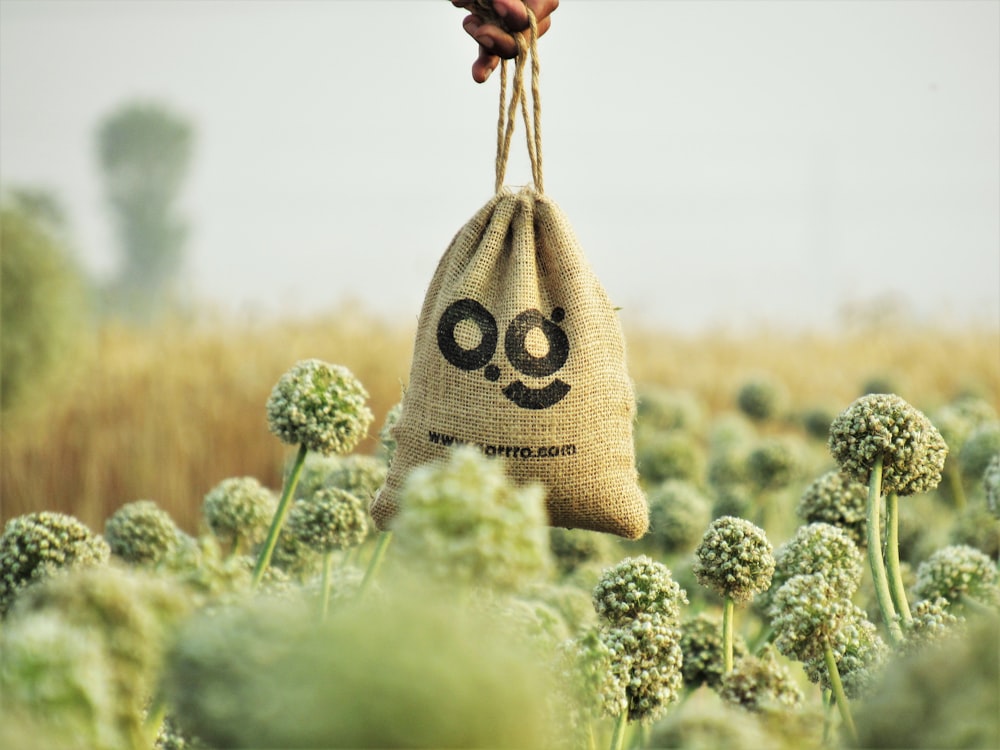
2,308,997,534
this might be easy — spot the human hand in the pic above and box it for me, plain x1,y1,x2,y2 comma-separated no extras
451,0,559,83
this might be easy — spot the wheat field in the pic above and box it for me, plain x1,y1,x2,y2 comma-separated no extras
2,308,997,534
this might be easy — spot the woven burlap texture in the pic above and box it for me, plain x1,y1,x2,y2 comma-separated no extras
371,187,648,539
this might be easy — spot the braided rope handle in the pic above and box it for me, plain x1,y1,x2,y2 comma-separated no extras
487,5,543,194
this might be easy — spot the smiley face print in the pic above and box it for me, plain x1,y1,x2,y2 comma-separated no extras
436,298,571,410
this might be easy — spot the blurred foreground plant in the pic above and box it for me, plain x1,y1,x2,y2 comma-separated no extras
162,585,565,748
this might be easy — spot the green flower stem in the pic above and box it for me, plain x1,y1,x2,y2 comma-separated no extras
142,692,168,749
252,443,308,587
959,593,995,616
823,641,858,746
821,688,833,746
946,463,967,511
722,595,735,672
609,712,627,750
359,531,392,595
320,550,333,620
866,454,903,646
885,491,912,623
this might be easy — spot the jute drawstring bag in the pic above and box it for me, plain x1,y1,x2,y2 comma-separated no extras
371,10,647,539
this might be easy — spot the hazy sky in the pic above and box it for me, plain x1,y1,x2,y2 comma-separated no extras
2,0,998,331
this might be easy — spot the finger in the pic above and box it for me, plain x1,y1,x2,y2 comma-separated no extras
472,48,500,83
492,0,559,31
469,23,519,59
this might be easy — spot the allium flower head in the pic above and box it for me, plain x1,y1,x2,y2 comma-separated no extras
736,375,788,422
829,393,948,495
390,446,551,591
933,396,996,454
803,613,887,698
636,386,706,434
634,427,705,486
693,516,775,604
984,454,1000,519
0,511,109,616
266,359,373,455
772,573,875,670
592,555,688,625
549,527,612,576
745,437,801,492
802,406,836,441
959,422,1000,482
286,488,368,553
295,453,387,505
202,477,277,552
719,647,803,712
563,628,629,719
902,597,964,653
601,611,684,722
679,612,748,689
771,522,864,607
377,401,403,465
104,500,183,565
646,480,713,555
797,470,868,547
912,544,999,607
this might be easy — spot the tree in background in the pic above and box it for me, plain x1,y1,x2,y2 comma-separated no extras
96,101,193,321
0,190,89,415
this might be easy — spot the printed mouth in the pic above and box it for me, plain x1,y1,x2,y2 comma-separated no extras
502,379,571,410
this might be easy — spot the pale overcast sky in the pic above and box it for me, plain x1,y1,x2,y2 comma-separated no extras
1,0,998,331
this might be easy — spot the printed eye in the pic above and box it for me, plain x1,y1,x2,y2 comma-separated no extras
504,308,569,378
436,298,498,371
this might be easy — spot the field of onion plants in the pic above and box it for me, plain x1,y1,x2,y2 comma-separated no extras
1,318,998,750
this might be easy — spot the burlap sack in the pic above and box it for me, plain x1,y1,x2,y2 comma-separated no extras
370,12,647,539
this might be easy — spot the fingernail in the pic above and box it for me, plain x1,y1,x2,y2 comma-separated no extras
495,1,508,18
482,65,494,81
476,35,494,50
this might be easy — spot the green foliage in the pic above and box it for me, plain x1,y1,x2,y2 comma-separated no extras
0,194,88,413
